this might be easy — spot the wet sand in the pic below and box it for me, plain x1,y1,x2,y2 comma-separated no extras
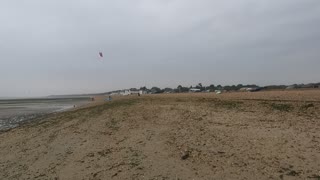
0,97,93,131
0,91,319,179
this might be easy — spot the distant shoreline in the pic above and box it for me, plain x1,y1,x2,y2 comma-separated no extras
0,96,103,132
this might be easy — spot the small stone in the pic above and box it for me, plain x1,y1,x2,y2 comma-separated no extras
87,153,94,157
181,151,190,160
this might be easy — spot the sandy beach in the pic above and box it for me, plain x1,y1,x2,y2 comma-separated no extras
0,90,319,179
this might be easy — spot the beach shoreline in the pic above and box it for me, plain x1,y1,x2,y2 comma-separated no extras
0,96,106,132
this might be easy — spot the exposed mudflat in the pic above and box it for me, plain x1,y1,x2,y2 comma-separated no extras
0,90,319,180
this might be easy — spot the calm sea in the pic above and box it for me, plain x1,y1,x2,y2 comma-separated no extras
0,97,90,131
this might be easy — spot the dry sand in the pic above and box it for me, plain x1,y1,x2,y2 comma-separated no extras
0,90,319,180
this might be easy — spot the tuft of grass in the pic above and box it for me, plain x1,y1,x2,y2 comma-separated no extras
175,98,184,102
300,103,314,111
270,103,293,112
106,118,120,131
87,99,138,117
42,99,139,129
286,170,300,176
307,175,320,179
103,99,138,109
259,101,269,105
215,101,243,109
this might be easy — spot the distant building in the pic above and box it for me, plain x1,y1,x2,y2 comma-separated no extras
239,87,248,91
286,85,296,89
120,90,145,96
110,92,120,96
130,90,143,95
189,88,201,93
238,87,262,92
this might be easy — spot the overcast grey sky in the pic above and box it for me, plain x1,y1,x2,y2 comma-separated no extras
1,0,320,96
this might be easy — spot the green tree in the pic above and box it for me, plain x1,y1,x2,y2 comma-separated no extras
163,88,173,93
196,83,204,91
177,85,182,93
140,86,148,91
208,84,215,91
151,87,161,94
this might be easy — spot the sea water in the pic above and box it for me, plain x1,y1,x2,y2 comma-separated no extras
0,97,90,131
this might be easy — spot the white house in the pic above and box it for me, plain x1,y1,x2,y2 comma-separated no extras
189,88,201,92
120,90,145,96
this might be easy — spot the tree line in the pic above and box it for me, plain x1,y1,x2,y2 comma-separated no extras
106,82,320,95
135,83,260,94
